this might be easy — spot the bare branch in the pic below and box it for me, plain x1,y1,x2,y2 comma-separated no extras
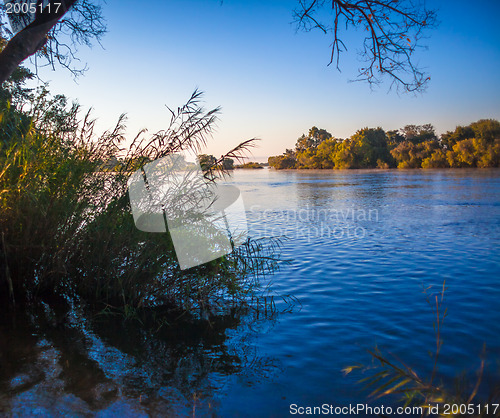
293,0,437,92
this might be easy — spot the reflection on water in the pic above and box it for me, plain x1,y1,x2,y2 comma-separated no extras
0,302,280,416
2,168,500,417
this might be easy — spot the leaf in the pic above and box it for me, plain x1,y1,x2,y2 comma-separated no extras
368,376,400,398
341,366,355,376
377,378,412,398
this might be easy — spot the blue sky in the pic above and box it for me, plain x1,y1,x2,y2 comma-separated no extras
27,0,500,161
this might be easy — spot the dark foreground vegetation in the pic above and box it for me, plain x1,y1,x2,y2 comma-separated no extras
0,68,283,320
269,122,500,170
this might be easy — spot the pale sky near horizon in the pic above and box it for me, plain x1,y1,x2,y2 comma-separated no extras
23,0,500,162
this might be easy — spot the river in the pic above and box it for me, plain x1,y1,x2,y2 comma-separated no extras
1,168,499,417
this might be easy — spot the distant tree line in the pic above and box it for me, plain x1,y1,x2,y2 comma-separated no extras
100,154,235,172
235,162,264,169
198,154,234,171
268,120,500,169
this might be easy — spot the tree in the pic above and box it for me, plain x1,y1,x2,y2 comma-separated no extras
390,138,440,168
351,127,391,167
0,0,105,84
421,150,448,168
446,137,500,168
0,63,34,104
421,145,448,169
270,119,500,170
295,126,332,152
390,141,420,168
447,138,477,168
469,119,500,142
296,148,321,168
386,129,405,147
315,138,337,168
332,138,361,169
1,0,439,91
440,125,475,150
441,120,500,151
0,1,438,93
197,154,217,171
400,123,437,144
268,150,297,169
293,0,437,92
222,157,234,170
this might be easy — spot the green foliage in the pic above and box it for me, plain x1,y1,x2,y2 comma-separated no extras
271,126,394,169
447,138,477,168
315,139,336,169
470,119,500,142
197,154,217,171
441,119,500,151
391,140,442,169
421,148,449,169
268,149,297,169
400,123,437,144
269,121,500,170
331,138,360,169
236,161,263,169
386,130,405,147
295,126,332,152
441,125,475,150
0,66,34,106
198,154,235,171
0,85,282,317
296,148,323,169
222,157,234,170
447,137,500,168
351,127,393,168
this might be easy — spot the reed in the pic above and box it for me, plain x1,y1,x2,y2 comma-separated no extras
0,81,282,318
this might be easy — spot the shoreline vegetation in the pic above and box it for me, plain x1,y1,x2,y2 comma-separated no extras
0,69,285,323
235,161,265,169
268,122,500,170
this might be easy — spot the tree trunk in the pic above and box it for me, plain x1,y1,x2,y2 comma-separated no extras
0,0,77,85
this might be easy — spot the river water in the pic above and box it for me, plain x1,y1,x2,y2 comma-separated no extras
1,168,499,417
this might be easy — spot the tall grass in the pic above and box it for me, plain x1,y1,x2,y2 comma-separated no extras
0,84,282,317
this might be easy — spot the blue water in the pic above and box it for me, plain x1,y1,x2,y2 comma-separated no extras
218,168,500,417
1,168,499,417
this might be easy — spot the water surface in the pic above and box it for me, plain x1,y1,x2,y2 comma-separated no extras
1,168,499,417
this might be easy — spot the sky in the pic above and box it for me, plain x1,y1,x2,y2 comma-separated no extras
23,0,500,162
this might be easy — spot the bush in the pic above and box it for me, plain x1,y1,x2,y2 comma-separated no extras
0,84,281,317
